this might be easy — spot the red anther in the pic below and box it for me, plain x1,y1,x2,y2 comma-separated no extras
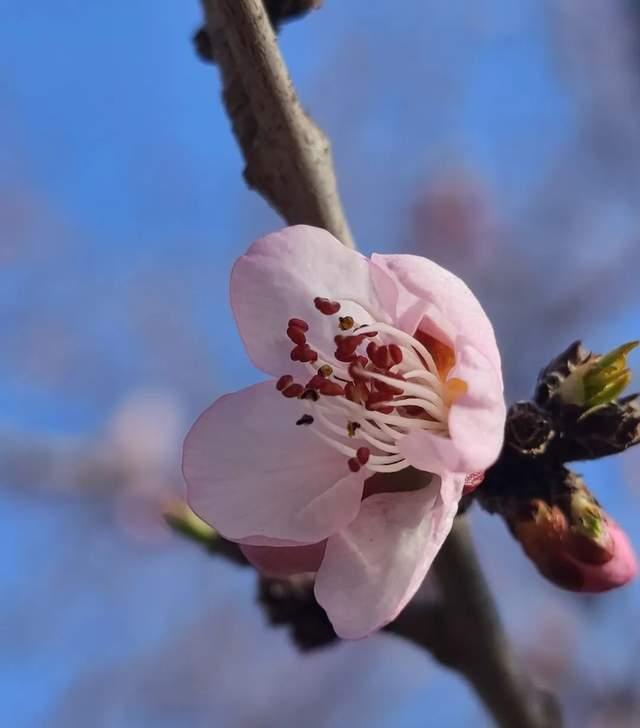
334,334,346,346
299,345,318,363
366,341,379,360
376,345,396,369
362,330,378,338
288,318,309,332
282,383,304,398
314,297,341,315
335,350,358,363
347,357,369,382
347,457,361,473
317,380,345,396
356,447,370,465
373,379,404,396
366,391,394,414
286,326,307,345
337,334,364,357
402,405,425,416
388,344,403,365
345,381,369,405
305,374,327,390
276,374,293,391
292,344,317,363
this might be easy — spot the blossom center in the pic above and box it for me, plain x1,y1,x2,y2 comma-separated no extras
276,297,463,474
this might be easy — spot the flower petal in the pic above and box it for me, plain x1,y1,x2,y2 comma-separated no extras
231,226,388,377
399,340,505,475
240,541,326,577
183,381,366,543
314,474,464,639
370,253,502,379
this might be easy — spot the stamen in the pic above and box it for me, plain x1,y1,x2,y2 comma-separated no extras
314,297,341,315
288,318,309,332
276,375,293,392
281,298,460,474
286,325,307,345
282,383,304,398
356,323,439,375
356,447,370,465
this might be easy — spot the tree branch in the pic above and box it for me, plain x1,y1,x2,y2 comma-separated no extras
391,519,562,728
195,1,562,725
199,0,354,246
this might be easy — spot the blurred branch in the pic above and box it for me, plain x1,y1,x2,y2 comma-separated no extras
198,0,354,246
400,519,562,728
194,1,562,725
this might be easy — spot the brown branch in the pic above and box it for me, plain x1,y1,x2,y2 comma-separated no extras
195,1,562,725
199,0,354,246
391,519,562,728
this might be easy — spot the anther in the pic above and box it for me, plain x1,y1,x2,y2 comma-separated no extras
296,414,314,426
314,297,341,315
286,326,307,345
291,344,318,363
345,380,369,405
347,421,361,437
276,375,293,391
366,391,394,414
388,344,403,365
347,457,361,473
356,447,370,465
317,380,345,397
339,316,354,331
305,374,328,390
318,364,333,378
288,318,309,332
282,383,304,398
336,334,365,357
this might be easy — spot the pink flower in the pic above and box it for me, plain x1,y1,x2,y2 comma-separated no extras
182,226,506,638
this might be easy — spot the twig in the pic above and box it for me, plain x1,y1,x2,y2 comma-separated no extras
195,1,562,725
391,519,562,728
199,0,354,246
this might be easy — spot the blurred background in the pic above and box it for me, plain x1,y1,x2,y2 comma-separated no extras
1,0,640,725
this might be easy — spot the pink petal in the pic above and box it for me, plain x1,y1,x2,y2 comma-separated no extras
314,474,464,639
399,340,505,475
231,226,389,377
183,381,366,543
578,520,637,592
240,541,326,577
370,253,502,380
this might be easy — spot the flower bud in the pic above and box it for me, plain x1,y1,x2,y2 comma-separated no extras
536,340,638,415
510,494,637,592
